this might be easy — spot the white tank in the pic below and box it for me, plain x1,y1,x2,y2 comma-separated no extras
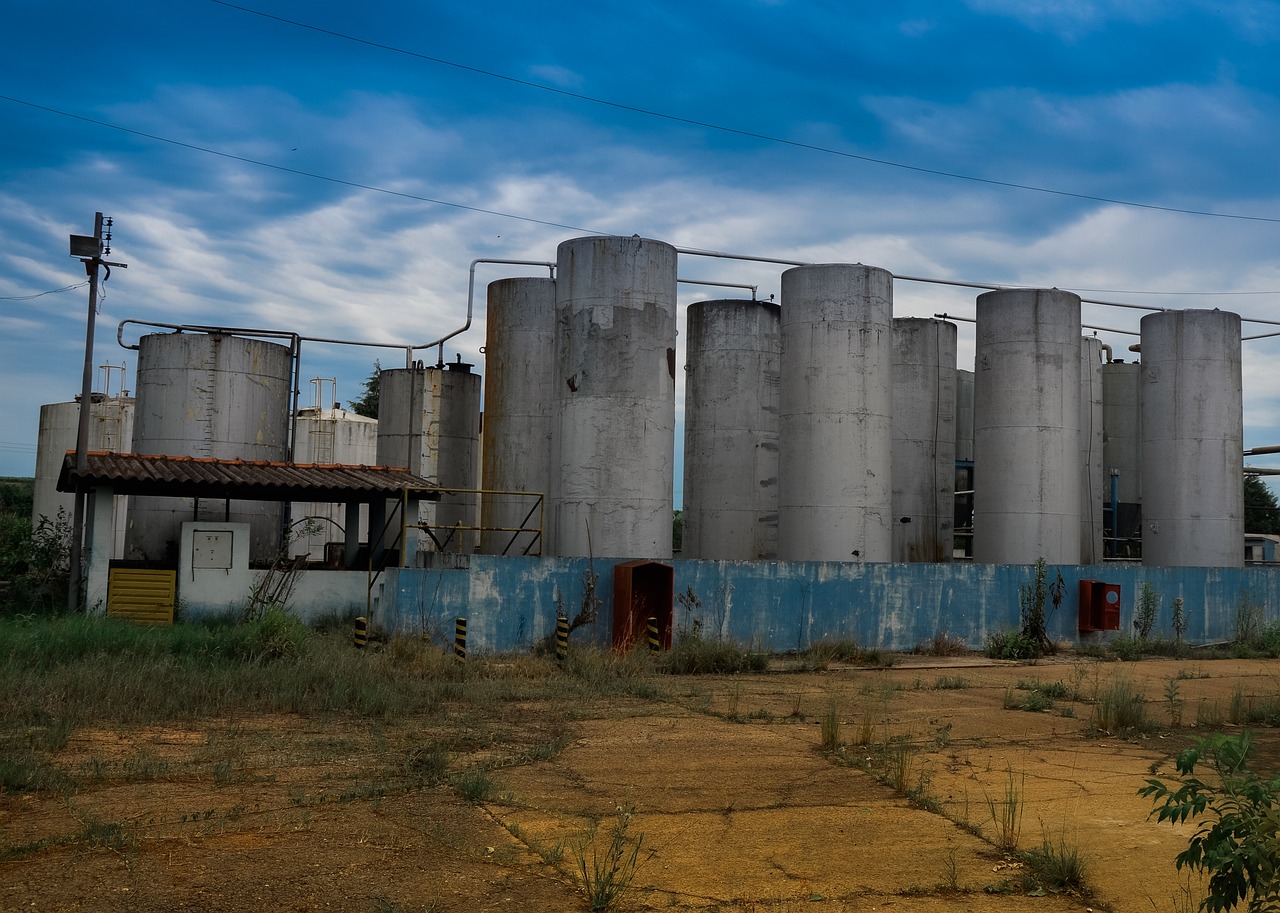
682,299,781,560
127,333,291,563
479,277,556,556
778,264,894,562
1102,360,1142,556
1080,337,1105,563
891,317,957,562
973,289,1082,565
1140,309,1243,568
378,362,482,556
290,406,378,561
954,369,975,463
953,368,976,559
551,236,677,558
33,395,134,556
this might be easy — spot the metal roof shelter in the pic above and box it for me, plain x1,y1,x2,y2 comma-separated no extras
57,452,441,502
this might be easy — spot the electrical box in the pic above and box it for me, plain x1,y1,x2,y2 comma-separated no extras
191,529,234,570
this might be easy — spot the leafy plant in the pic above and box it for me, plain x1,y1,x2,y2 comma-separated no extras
985,765,1025,852
1141,732,1280,912
1135,583,1161,641
573,805,648,912
984,628,1040,661
1173,596,1188,645
1018,557,1054,656
1092,677,1149,735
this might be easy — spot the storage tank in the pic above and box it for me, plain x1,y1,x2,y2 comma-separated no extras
479,277,556,556
682,298,781,560
126,332,291,563
973,289,1082,565
1102,359,1142,557
1140,309,1243,568
953,368,975,558
778,264,893,562
33,393,134,557
378,361,482,557
551,235,677,558
290,403,378,562
1080,337,1104,564
891,318,957,562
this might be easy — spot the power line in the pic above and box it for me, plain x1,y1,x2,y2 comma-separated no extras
208,0,1280,227
0,95,605,237
0,281,90,301
5,96,1280,302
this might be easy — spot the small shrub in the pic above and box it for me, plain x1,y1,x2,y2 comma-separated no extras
1134,582,1160,641
915,631,969,656
985,765,1025,852
820,699,841,750
1141,731,1280,913
985,629,1040,661
573,806,647,912
1092,677,1148,734
1110,635,1145,661
1022,830,1088,894
933,675,968,690
658,634,767,675
454,766,494,803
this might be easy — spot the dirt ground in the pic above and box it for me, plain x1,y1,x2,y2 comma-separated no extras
5,654,1280,912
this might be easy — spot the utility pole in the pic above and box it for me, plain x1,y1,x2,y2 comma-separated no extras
67,213,127,612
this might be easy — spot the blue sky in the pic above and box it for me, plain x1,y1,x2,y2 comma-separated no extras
4,1,1280,505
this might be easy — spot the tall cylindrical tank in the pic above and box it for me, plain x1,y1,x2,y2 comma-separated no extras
953,368,975,558
1080,337,1105,564
550,236,677,558
954,369,975,463
479,277,556,556
291,406,379,561
778,264,894,562
683,299,781,560
973,289,1082,565
33,395,134,558
1140,309,1243,568
1102,359,1142,557
126,332,291,563
892,318,957,562
378,362,482,556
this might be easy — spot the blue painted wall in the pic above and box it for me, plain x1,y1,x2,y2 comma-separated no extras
381,556,1280,654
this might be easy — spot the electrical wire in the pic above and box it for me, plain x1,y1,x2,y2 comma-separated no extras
0,95,605,237
208,0,1280,226
0,281,90,301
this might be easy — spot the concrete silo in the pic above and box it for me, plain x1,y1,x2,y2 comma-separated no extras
33,391,134,557
682,298,781,560
1140,309,1243,568
891,317,957,562
1080,337,1105,564
378,361,482,557
778,264,894,563
953,368,975,558
973,289,1082,565
1102,359,1142,558
291,401,379,562
126,332,292,563
479,277,556,556
550,236,677,559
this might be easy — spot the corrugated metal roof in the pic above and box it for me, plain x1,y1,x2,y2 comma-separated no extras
57,452,441,501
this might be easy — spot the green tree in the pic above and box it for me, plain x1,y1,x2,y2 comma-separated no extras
1141,731,1280,912
1245,475,1280,536
347,361,381,418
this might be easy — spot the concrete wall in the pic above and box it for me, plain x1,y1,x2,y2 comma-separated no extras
377,556,1280,654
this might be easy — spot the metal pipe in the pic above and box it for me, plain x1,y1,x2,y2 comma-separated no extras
415,258,556,367
677,278,759,299
1109,469,1120,559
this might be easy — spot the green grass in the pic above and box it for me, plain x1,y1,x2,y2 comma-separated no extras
1091,677,1149,735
